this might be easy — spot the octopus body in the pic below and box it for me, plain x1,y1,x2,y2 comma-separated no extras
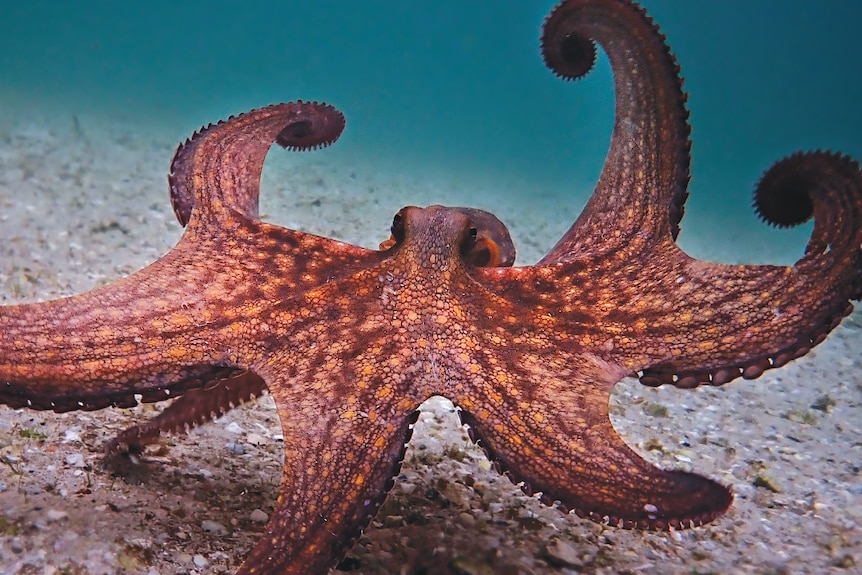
2,1,861,573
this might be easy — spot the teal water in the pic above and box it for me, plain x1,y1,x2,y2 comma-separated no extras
1,1,860,260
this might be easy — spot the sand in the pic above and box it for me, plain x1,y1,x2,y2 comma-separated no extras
0,105,860,575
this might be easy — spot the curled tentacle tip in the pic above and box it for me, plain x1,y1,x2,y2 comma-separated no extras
753,150,861,228
541,27,597,81
541,2,600,81
275,100,346,151
753,154,816,228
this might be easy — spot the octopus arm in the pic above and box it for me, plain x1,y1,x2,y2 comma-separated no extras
539,0,692,263
107,371,267,452
235,313,424,574
169,101,345,227
237,373,418,574
0,224,382,413
0,250,245,412
449,345,730,529
636,152,862,388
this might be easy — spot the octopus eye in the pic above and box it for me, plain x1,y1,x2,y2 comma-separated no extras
460,225,481,261
390,212,405,242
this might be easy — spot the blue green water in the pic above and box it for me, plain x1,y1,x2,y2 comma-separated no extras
1,1,860,259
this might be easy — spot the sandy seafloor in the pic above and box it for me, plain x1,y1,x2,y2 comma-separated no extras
0,99,860,575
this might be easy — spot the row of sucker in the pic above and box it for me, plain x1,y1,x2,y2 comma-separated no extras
106,371,267,453
0,365,243,413
323,410,419,574
458,408,726,530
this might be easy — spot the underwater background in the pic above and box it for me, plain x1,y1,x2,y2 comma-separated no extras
1,0,861,262
1,3,862,574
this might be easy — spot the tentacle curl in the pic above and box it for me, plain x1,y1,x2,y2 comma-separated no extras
639,151,862,388
169,101,344,227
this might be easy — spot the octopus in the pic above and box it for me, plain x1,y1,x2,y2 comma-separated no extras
1,0,860,573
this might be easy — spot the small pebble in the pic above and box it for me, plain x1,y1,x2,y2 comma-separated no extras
46,509,69,522
457,512,476,529
193,554,209,568
480,486,498,505
753,473,783,493
398,482,417,496
542,538,588,568
63,427,82,442
201,520,229,536
246,432,266,446
225,422,244,434
250,508,269,524
128,537,152,550
64,453,86,468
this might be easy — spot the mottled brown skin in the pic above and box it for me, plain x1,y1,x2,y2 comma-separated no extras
108,208,515,453
2,0,862,574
